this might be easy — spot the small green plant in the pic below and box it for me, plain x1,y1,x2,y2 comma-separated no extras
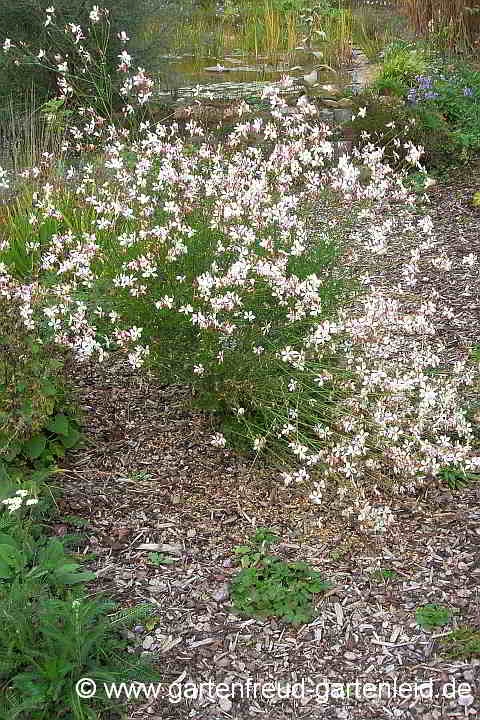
415,603,452,630
0,479,158,719
440,627,480,659
330,548,347,561
371,568,398,582
147,552,177,566
231,529,330,624
439,465,480,490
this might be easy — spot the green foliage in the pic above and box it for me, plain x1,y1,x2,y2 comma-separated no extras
0,289,81,473
440,627,480,659
0,480,157,719
374,42,429,96
231,529,330,624
439,464,480,490
415,603,452,630
147,552,177,566
371,568,398,582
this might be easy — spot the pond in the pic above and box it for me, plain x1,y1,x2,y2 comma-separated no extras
129,0,407,103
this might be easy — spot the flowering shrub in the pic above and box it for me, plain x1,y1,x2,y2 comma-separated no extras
1,7,479,532
1,4,153,122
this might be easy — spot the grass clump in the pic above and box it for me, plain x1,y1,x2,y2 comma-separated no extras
374,41,429,96
231,528,330,624
439,465,480,490
441,627,480,659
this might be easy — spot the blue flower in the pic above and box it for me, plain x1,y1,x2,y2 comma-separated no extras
463,87,474,97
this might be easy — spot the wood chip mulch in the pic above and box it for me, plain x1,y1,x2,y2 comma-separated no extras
55,166,480,720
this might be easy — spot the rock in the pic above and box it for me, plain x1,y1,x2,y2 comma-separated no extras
322,99,340,108
318,109,334,124
334,108,353,124
204,65,229,73
303,70,318,87
142,635,155,650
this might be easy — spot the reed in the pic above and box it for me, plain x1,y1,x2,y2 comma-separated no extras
311,7,354,67
0,91,66,174
401,0,480,51
174,0,300,61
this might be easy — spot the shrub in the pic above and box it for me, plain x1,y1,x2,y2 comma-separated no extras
406,64,480,158
347,92,459,168
2,11,480,533
0,291,80,472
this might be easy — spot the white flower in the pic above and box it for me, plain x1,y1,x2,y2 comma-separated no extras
3,38,12,52
253,437,266,451
89,5,100,23
210,432,226,448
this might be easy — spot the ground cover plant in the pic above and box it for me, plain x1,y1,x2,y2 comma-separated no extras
441,627,480,659
231,527,330,623
415,603,453,630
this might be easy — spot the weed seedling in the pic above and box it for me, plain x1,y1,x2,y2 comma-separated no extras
148,552,177,566
416,603,452,630
371,568,398,583
231,528,330,624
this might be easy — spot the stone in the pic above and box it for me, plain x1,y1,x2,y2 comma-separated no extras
142,635,155,650
318,109,334,124
334,108,353,124
212,584,229,602
336,97,354,108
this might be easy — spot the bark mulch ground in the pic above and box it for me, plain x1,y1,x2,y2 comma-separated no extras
57,167,480,720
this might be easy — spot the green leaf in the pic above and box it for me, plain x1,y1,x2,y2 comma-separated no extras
60,428,81,449
0,544,25,577
23,435,47,459
46,414,70,436
40,378,58,396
